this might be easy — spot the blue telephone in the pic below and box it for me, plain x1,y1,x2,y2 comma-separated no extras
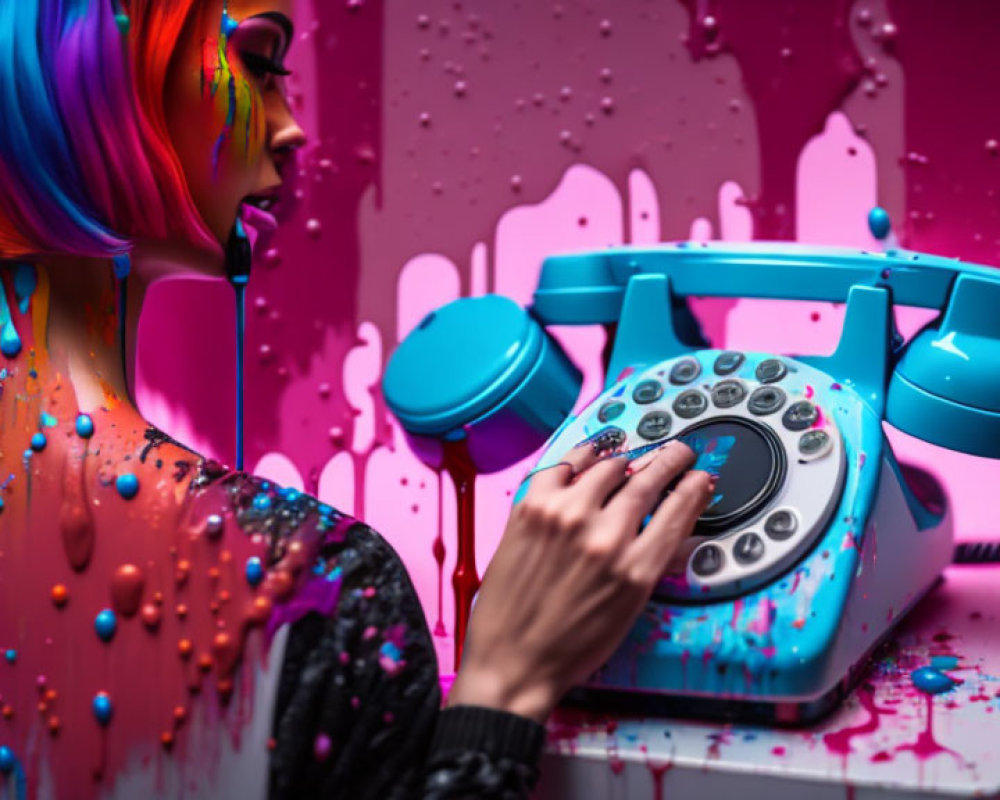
383,242,1000,723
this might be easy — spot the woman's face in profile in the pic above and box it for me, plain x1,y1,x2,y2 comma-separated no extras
165,0,302,249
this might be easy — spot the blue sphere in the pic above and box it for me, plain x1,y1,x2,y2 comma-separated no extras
92,692,113,725
29,432,46,452
94,609,117,642
252,493,272,513
245,556,264,587
4,649,16,664
868,206,891,240
0,745,14,774
911,666,955,695
115,473,139,500
75,414,95,439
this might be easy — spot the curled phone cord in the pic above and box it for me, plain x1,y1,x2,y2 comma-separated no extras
953,541,1000,564
225,219,252,472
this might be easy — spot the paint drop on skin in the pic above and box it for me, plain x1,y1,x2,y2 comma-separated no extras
204,514,224,539
0,322,21,358
30,433,46,452
245,556,264,587
4,649,16,664
75,414,94,438
911,667,956,694
50,584,68,608
115,473,139,500
0,745,13,773
92,692,113,726
305,219,322,236
110,564,145,618
94,609,117,642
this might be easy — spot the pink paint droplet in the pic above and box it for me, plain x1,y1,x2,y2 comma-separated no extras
771,746,786,756
314,733,332,761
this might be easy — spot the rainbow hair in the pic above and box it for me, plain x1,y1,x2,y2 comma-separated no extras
0,0,218,259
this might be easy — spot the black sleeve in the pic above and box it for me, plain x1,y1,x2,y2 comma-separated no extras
268,523,546,800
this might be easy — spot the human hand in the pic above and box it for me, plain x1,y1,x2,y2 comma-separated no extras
447,440,715,722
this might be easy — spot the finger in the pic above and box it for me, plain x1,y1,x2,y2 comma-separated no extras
563,455,631,510
619,470,715,585
603,440,696,529
523,436,612,500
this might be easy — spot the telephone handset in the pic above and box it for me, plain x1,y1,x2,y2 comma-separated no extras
383,243,1000,722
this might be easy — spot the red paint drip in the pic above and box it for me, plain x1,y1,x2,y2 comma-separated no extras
823,685,896,756
895,693,960,761
442,438,479,669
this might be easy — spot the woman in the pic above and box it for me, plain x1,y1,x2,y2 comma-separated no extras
0,1,714,797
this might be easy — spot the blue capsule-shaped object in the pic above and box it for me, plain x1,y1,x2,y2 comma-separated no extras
4,649,16,664
75,414,95,439
868,206,891,240
911,666,955,695
252,493,272,513
115,473,139,500
92,692,113,726
94,609,118,642
0,745,14,774
29,433,46,452
245,556,264,587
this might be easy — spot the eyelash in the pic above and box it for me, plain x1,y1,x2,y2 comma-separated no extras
240,52,291,79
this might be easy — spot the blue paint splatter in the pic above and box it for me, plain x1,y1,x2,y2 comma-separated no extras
92,692,113,725
868,206,891,240
75,414,94,438
0,286,21,358
245,556,264,587
911,666,955,695
40,412,57,428
252,493,272,513
29,432,46,452
4,649,16,664
929,655,959,671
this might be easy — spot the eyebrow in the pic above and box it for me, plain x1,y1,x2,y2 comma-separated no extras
245,11,294,48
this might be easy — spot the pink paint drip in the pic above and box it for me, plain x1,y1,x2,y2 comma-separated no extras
895,693,960,762
823,685,896,757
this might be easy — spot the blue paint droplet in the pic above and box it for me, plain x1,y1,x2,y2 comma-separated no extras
222,11,239,36
112,254,131,279
22,449,32,463
75,414,95,439
0,498,5,513
92,692,113,725
0,745,14,774
95,609,117,642
245,556,264,587
911,666,955,695
0,322,21,358
40,412,57,428
929,655,959,671
868,206,891,240
116,473,139,500
4,649,16,664
252,493,272,513
29,433,46,452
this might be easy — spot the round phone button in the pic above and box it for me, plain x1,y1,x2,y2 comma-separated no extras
692,544,725,577
799,429,831,456
673,390,708,419
764,509,798,541
711,380,746,409
756,359,788,384
733,532,765,565
583,426,627,454
598,400,626,423
633,380,664,405
714,351,745,376
748,385,786,416
637,411,672,441
782,401,818,431
669,358,702,385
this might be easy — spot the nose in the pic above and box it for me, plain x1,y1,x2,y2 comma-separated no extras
268,95,306,173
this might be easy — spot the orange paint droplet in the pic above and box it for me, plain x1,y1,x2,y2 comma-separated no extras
217,590,231,604
50,584,69,608
173,706,187,726
175,603,188,620
37,701,47,714
197,653,214,673
177,639,193,659
207,567,221,582
220,550,233,564
208,601,220,615
792,618,806,629
153,591,164,605
247,595,273,626
44,689,57,703
160,731,174,750
47,715,60,735
265,569,294,601
2,705,13,719
217,679,234,697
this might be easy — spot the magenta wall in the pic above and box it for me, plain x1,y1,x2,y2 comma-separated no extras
136,0,1000,672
